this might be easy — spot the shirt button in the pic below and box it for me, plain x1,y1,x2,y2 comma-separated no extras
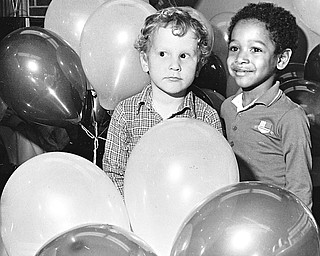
229,141,234,147
232,126,237,131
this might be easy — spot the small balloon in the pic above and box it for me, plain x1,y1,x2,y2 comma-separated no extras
44,0,106,54
124,118,239,256
0,27,87,127
1,152,131,256
293,0,320,36
171,182,320,256
193,53,227,97
305,44,320,83
36,224,157,256
80,0,156,110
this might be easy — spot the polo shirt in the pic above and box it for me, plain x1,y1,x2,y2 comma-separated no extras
221,82,313,208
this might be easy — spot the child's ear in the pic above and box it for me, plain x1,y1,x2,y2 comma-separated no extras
140,52,149,73
277,49,292,70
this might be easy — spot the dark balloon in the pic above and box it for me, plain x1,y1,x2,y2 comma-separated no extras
190,85,225,114
305,44,320,83
193,53,227,97
36,224,157,256
0,26,87,127
171,182,320,256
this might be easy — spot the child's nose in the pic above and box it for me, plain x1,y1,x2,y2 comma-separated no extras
169,57,181,71
235,50,249,64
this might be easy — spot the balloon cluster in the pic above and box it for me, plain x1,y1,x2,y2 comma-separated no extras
1,150,318,256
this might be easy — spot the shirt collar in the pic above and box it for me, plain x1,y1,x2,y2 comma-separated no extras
232,81,282,112
136,84,194,114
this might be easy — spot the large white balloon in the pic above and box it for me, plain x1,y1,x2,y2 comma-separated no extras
44,0,105,54
124,118,239,256
1,152,130,256
80,0,156,110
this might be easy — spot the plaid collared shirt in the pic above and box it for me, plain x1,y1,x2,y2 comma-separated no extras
103,84,223,196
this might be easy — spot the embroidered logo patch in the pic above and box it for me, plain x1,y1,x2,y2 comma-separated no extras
257,120,273,134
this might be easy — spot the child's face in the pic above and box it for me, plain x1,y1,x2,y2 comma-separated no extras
227,20,279,90
140,26,199,97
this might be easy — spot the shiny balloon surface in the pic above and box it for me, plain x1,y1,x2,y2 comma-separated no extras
124,118,239,256
171,182,320,256
0,27,87,127
193,53,227,97
36,224,157,256
1,152,130,256
80,0,155,110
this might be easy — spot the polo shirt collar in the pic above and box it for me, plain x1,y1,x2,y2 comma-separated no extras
232,81,282,112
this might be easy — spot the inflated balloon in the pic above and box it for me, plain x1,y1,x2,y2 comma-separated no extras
171,182,320,256
293,0,320,36
124,118,239,256
290,26,308,64
179,6,214,53
305,44,320,83
36,224,157,256
44,0,105,54
281,79,320,156
0,27,87,127
193,53,227,97
209,12,235,71
80,0,156,110
1,152,130,256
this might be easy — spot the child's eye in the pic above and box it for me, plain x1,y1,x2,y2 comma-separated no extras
180,53,189,59
159,51,166,57
229,46,239,52
251,47,262,53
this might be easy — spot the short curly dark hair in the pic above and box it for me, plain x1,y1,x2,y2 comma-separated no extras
134,7,211,66
228,2,298,55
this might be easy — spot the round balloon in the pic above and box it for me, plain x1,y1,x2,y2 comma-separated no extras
44,0,105,54
293,0,320,36
36,224,157,256
179,6,214,53
80,0,156,110
124,118,239,256
0,27,87,127
193,53,227,97
171,182,320,256
209,12,235,71
1,152,131,256
305,44,320,83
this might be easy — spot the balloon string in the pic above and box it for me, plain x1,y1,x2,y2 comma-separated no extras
80,122,107,165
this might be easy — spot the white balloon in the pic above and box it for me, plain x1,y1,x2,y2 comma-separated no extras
1,152,130,256
124,118,239,256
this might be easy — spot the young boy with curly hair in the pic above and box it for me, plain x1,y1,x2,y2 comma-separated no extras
221,2,313,208
103,7,222,196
